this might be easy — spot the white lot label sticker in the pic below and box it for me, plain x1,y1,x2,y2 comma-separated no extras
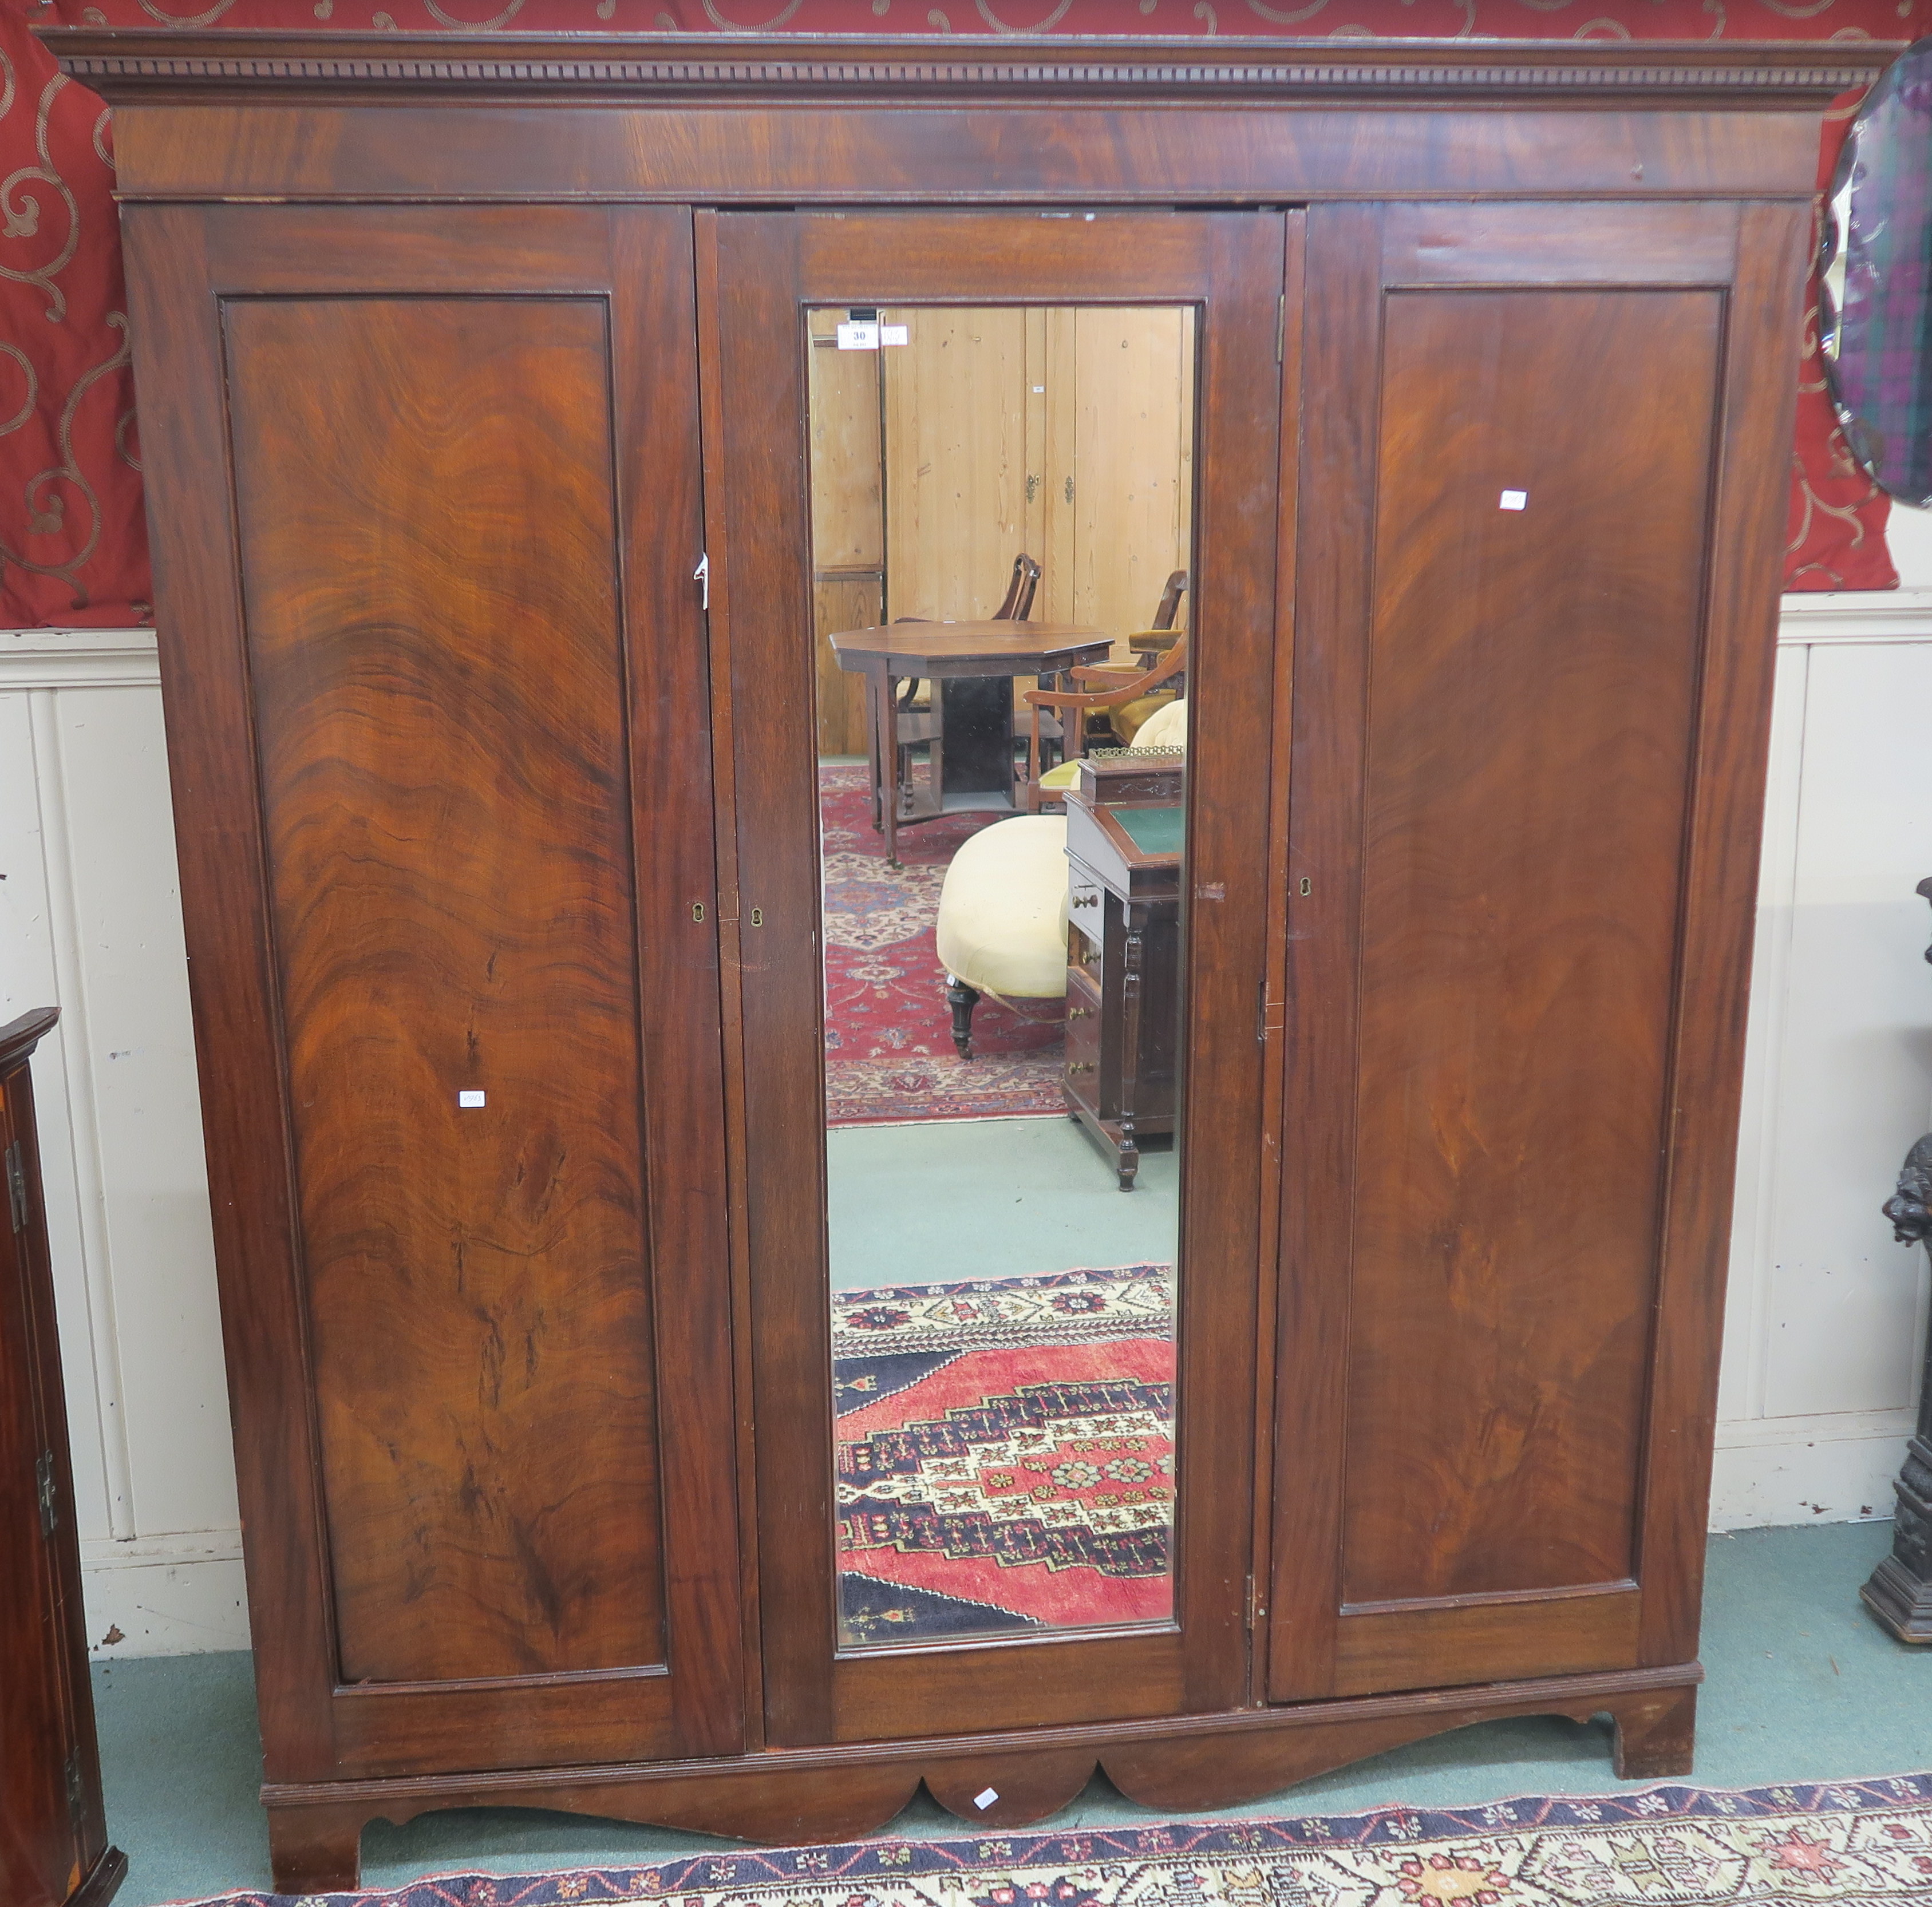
974,1789,999,1810
836,321,880,351
882,325,910,346
459,1091,486,1107
1499,489,1528,511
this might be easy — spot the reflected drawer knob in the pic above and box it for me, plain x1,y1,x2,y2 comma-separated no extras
1069,1006,1092,1020
1068,1061,1096,1075
1072,893,1099,909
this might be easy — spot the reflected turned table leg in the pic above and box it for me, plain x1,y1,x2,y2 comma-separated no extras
1115,900,1147,1191
878,663,904,867
862,659,886,835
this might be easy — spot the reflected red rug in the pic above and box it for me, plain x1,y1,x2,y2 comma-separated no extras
832,1264,1174,1647
820,765,1065,1127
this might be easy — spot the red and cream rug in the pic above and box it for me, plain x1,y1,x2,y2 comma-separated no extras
820,765,1065,1127
178,1774,1932,1904
831,1264,1175,1646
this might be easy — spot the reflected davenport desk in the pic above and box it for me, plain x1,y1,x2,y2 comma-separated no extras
1064,752,1185,1190
829,620,1110,864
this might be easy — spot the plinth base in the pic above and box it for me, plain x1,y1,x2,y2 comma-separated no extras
1862,1552,1932,1644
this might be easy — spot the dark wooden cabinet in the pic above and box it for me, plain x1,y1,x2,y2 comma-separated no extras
1,1010,126,1907
1064,761,1186,1190
44,25,1894,1896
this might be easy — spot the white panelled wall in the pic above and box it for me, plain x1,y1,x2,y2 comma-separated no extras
0,628,244,1654
5,521,1932,1656
1714,505,1932,1524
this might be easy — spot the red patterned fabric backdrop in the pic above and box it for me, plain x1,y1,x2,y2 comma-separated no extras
0,0,1910,626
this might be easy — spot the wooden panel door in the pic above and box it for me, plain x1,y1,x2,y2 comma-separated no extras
704,209,1289,1751
1269,203,1808,1702
881,306,1042,624
809,308,884,757
120,204,742,1782
1047,308,1196,650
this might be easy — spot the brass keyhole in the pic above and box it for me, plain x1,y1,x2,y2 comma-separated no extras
691,901,706,923
1298,877,1313,897
749,907,765,927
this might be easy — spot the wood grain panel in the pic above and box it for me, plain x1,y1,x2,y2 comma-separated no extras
1331,1585,1641,1696
812,576,881,757
1379,201,1739,288
808,311,882,756
226,295,663,1684
882,307,1034,624
98,101,1832,207
1065,307,1195,655
1340,287,1723,1605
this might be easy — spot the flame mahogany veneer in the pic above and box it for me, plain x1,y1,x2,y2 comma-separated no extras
41,27,1897,1893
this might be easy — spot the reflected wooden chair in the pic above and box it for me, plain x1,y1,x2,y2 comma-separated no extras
1113,569,1190,741
1022,629,1188,812
1131,570,1190,653
1027,569,1187,806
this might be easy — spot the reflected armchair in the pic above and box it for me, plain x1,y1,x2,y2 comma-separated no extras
1022,630,1188,812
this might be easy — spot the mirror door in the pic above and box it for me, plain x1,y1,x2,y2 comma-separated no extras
704,210,1291,1747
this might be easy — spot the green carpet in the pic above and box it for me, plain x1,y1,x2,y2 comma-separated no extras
92,1522,1932,1904
827,1113,1179,1291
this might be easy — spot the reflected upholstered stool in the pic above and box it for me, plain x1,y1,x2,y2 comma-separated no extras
935,815,1070,1058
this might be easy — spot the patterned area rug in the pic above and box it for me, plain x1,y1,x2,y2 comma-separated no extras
820,765,1065,1127
184,1773,1932,1904
832,1265,1175,1646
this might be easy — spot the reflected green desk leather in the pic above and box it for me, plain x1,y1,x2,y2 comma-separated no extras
1116,805,1186,857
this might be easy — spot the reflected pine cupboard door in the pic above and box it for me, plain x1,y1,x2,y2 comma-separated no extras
121,204,742,1779
702,211,1291,1749
1270,203,1807,1703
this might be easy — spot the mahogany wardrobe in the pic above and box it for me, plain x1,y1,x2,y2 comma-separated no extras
48,28,1893,1894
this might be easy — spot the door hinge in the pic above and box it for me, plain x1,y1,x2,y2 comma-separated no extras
36,1449,57,1536
6,1140,25,1234
64,1746,84,1825
1064,476,1074,505
694,552,710,611
1277,294,1286,366
1245,1572,1263,1631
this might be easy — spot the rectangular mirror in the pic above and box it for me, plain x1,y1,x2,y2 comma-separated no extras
806,303,1197,1649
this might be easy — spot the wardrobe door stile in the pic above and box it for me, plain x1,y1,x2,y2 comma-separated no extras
119,201,743,1782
